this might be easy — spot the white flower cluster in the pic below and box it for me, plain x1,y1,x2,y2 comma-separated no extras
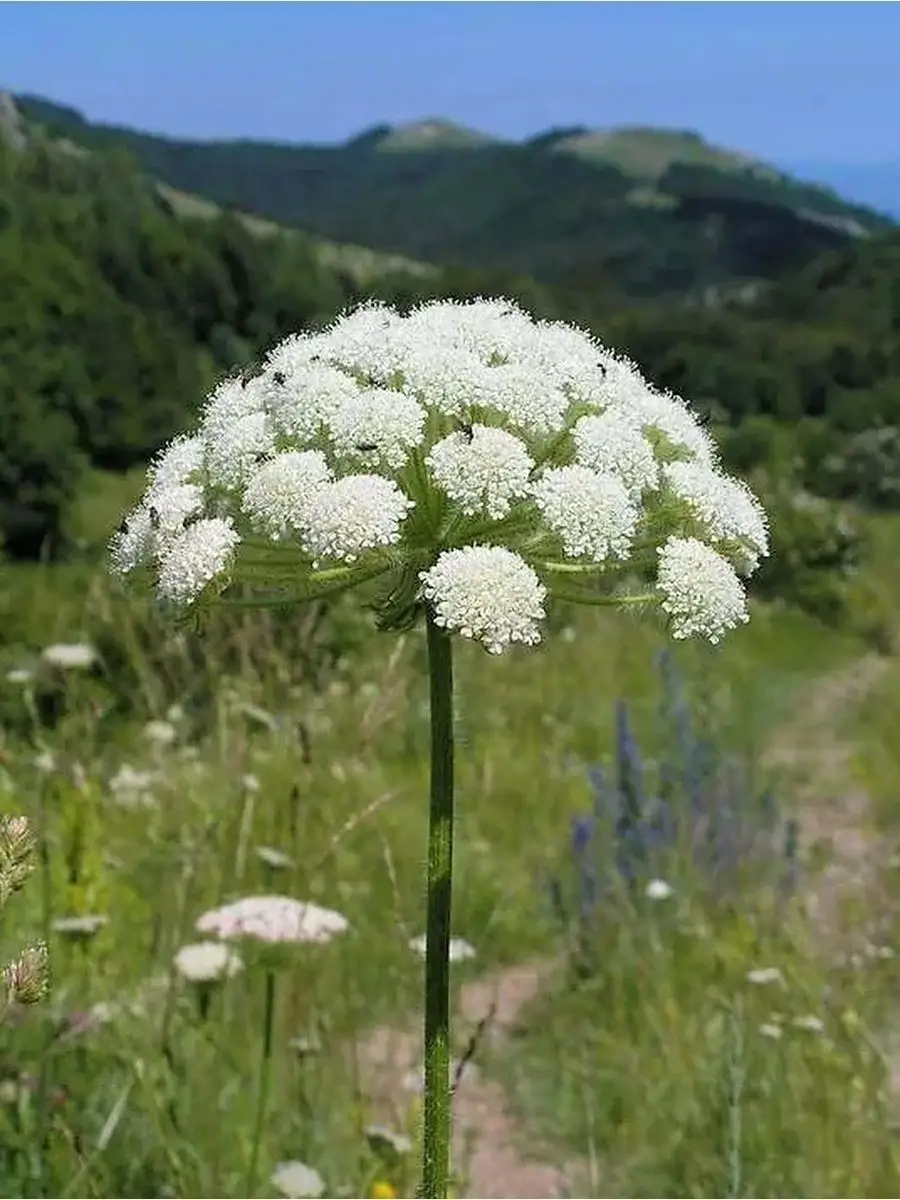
111,298,769,649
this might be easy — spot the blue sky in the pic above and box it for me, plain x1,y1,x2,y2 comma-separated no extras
2,2,898,167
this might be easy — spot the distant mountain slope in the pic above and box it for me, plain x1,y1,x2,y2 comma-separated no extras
15,94,895,299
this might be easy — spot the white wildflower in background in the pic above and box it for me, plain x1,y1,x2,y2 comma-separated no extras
109,764,157,808
759,1022,783,1040
255,846,294,871
173,941,243,984
143,720,177,748
195,895,350,945
792,1014,825,1034
41,643,96,671
271,1160,325,1199
5,669,33,685
645,879,674,901
52,915,108,942
110,296,767,653
746,967,785,987
408,935,476,962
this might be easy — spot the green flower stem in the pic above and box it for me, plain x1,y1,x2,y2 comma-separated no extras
419,609,455,1199
552,590,658,608
244,969,277,1197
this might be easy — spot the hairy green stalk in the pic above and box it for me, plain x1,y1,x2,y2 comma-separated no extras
419,611,455,1199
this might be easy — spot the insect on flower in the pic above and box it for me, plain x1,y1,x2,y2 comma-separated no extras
148,506,160,530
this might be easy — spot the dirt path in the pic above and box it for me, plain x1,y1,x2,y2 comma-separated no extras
357,652,892,1198
360,958,581,1198
764,653,889,945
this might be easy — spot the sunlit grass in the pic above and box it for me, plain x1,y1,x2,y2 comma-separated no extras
0,524,895,1197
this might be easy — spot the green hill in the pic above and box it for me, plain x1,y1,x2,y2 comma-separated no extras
14,93,893,299
0,113,437,559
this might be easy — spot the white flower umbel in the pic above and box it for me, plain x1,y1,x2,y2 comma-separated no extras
157,518,240,606
147,435,204,494
301,475,414,564
263,349,362,443
664,460,770,573
573,412,659,498
420,546,546,654
174,940,243,984
531,466,639,562
656,537,749,644
109,297,770,1200
195,895,350,945
41,643,97,671
271,1161,325,1200
204,410,275,491
328,386,427,470
242,451,333,540
427,425,534,518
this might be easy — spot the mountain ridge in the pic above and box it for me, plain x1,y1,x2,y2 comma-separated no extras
10,91,897,300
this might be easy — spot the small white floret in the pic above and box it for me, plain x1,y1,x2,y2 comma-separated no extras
420,545,547,654
156,517,240,606
531,465,639,561
664,460,769,572
573,411,660,497
242,450,332,539
327,387,426,471
426,425,534,518
656,536,749,644
301,474,413,563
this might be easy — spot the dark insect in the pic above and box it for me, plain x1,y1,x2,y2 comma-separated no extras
458,423,475,443
117,518,129,535
355,442,378,453
149,506,160,529
599,364,607,377
253,451,274,465
272,370,286,386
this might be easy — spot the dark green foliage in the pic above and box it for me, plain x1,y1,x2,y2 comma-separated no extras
0,134,366,558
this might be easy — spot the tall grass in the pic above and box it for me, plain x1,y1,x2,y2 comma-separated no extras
0,554,893,1197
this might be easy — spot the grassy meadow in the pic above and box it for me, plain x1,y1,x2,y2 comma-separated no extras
1,472,900,1199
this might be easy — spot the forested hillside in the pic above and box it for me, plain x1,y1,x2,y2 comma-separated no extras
16,94,893,300
2,95,900,614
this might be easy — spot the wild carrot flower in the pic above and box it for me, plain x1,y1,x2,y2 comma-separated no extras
41,643,97,671
109,297,769,1199
173,941,243,984
746,967,784,986
195,895,349,944
271,1161,325,1199
52,914,108,942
